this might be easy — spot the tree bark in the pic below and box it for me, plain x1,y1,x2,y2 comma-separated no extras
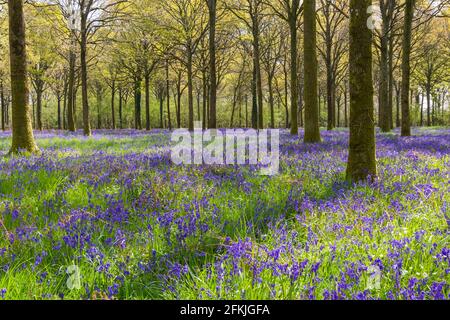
96,87,102,129
119,87,123,129
395,81,401,128
36,90,42,131
57,97,62,130
166,60,172,130
303,0,321,143
251,63,258,129
420,93,424,126
134,76,142,130
80,15,91,136
1,81,5,131
388,33,394,130
325,15,335,131
207,0,217,129
202,70,207,130
289,7,299,135
145,75,150,130
268,75,275,128
63,78,68,130
67,48,76,132
252,15,264,129
187,48,194,132
426,84,431,126
8,0,39,154
346,0,377,182
159,92,164,128
379,0,391,132
111,80,116,130
344,85,348,127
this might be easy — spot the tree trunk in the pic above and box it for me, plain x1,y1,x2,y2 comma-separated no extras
245,94,249,128
388,32,394,130
111,80,116,130
346,0,377,182
176,84,182,128
251,63,258,129
8,0,39,154
145,75,150,130
80,17,91,136
160,93,164,128
67,48,76,132
57,97,62,130
202,70,207,130
36,90,42,131
196,91,200,122
289,12,299,135
379,17,390,132
426,84,431,127
134,76,142,130
268,76,275,128
207,0,217,129
336,94,341,127
187,49,194,132
166,60,171,130
326,67,335,130
119,87,123,129
395,82,401,128
97,88,102,129
63,79,68,130
252,16,263,129
1,81,5,131
420,93,424,126
326,37,335,130
303,0,321,143
230,86,237,127
344,86,348,128
283,60,289,129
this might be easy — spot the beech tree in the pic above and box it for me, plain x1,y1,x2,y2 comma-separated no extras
303,0,321,143
401,0,415,136
159,0,209,132
263,0,303,134
8,0,39,154
346,0,376,182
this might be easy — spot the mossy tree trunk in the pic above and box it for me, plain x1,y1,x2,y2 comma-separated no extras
346,0,377,182
303,0,321,143
207,0,217,129
400,0,415,136
80,13,91,136
67,48,76,132
379,0,394,133
289,2,299,135
8,0,39,154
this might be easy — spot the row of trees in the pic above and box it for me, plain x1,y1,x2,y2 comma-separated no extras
1,0,449,181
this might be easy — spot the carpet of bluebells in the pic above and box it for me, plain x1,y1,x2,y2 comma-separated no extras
0,127,449,300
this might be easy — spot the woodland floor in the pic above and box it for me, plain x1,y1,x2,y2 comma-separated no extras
0,127,449,300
